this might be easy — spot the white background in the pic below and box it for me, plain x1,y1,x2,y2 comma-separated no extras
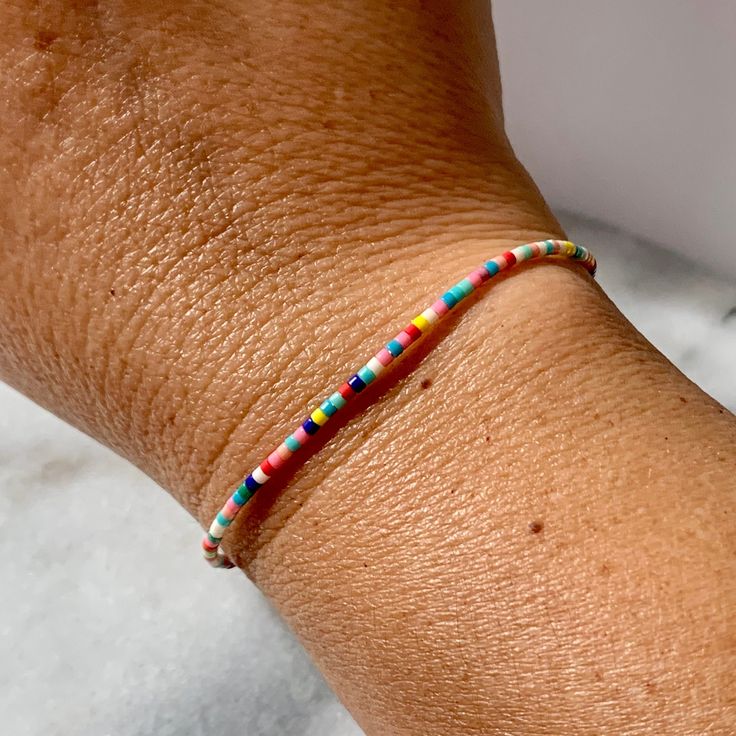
495,0,736,274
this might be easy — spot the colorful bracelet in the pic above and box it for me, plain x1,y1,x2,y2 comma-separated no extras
202,239,596,568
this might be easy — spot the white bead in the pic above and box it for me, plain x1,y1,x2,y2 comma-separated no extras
421,307,439,324
366,356,384,376
252,466,270,484
209,520,227,539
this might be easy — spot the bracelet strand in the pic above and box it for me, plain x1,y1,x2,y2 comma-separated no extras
202,239,596,568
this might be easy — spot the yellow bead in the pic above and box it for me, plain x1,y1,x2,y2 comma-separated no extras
411,314,430,332
311,408,329,426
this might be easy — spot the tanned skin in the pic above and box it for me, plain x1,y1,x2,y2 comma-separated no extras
0,2,734,734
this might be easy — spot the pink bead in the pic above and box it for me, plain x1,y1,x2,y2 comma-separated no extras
432,299,449,317
294,426,311,445
276,443,292,460
376,347,393,367
223,498,239,518
493,255,507,270
468,270,484,288
530,242,541,257
268,450,285,469
395,331,412,348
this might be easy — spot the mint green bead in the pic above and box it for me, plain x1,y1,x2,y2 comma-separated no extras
457,278,474,296
518,244,534,260
357,365,376,384
329,391,347,409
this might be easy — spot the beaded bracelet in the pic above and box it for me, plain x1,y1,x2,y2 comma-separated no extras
202,239,596,568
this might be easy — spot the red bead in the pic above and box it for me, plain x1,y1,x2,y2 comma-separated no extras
502,251,516,266
404,323,422,341
338,382,355,400
260,458,275,476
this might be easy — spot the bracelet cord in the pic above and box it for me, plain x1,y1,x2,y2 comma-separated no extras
202,239,596,568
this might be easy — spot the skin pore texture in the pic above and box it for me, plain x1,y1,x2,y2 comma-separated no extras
0,2,734,734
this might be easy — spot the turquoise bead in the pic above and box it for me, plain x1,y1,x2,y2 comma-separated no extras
449,285,466,302
387,339,404,356
441,290,458,308
357,365,376,384
285,435,301,452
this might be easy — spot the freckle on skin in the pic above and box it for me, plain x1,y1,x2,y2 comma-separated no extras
34,30,58,51
528,520,544,534
420,377,432,389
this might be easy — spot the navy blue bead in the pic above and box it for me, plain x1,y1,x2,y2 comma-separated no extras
347,374,367,393
302,417,320,435
245,474,262,492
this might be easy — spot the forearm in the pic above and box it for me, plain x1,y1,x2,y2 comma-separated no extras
1,2,734,735
0,0,555,501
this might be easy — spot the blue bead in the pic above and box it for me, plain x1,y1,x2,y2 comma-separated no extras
441,290,458,308
386,339,404,357
245,474,261,492
347,374,367,393
303,417,320,435
484,261,500,276
216,512,232,527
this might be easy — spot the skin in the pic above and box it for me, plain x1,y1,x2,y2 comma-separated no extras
1,2,734,734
